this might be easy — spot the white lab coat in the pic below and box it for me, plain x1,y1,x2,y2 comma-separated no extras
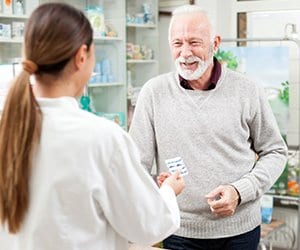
0,97,179,250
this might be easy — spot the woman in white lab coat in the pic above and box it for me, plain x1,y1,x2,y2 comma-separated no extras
0,3,184,250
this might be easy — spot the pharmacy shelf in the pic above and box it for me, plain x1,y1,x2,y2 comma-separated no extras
266,192,299,207
88,82,124,88
0,38,23,43
0,14,28,19
94,37,123,42
126,23,156,29
127,59,157,64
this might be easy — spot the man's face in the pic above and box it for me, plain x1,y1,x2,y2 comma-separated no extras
169,13,214,80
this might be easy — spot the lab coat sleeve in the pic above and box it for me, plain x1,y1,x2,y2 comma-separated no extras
95,128,180,246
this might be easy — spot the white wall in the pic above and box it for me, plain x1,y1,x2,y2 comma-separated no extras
158,14,173,74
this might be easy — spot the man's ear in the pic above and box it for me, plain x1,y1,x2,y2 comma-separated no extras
213,35,221,53
74,44,88,70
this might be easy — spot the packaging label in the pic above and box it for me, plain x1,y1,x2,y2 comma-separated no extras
165,156,188,176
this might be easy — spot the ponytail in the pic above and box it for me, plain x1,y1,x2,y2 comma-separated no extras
0,69,42,233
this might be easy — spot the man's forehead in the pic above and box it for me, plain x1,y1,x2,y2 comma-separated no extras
171,14,209,30
170,19,210,37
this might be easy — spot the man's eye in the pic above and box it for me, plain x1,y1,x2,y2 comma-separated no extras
173,42,182,47
191,42,201,46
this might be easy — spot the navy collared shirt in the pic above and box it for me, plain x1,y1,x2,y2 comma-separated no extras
179,57,221,90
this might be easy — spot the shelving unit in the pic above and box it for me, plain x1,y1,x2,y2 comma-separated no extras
1,0,127,128
38,0,127,128
0,12,28,41
1,0,161,129
126,25,159,88
271,194,299,207
89,26,126,117
126,0,159,127
0,0,39,109
127,59,157,64
0,13,26,61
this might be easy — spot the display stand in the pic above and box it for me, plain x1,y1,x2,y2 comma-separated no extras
222,37,300,250
260,219,286,250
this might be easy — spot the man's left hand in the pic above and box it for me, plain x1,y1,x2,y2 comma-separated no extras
205,185,240,217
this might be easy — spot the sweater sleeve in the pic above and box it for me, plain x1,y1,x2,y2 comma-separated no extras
129,83,157,174
95,128,180,246
230,84,288,205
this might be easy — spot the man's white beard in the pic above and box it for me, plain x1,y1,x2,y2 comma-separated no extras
175,50,214,81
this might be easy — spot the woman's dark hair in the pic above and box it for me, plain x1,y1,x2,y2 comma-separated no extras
0,2,93,233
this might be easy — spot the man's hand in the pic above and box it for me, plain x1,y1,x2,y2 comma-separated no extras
205,185,240,217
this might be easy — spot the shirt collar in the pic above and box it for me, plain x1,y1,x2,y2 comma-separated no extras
37,96,79,110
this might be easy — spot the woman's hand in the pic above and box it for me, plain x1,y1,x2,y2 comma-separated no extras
156,172,171,187
160,171,185,196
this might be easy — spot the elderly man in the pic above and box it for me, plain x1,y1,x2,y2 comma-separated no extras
129,4,287,250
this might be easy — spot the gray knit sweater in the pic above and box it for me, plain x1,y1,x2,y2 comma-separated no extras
129,66,287,238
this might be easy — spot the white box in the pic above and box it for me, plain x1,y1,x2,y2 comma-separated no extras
13,0,24,15
0,23,11,38
2,0,13,14
12,21,24,38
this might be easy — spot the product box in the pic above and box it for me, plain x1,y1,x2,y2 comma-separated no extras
0,23,11,39
85,6,106,38
2,0,13,14
286,151,299,196
287,166,299,196
13,0,24,15
260,195,273,224
12,21,24,38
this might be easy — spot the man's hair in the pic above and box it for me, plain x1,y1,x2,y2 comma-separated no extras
168,4,216,43
173,4,206,15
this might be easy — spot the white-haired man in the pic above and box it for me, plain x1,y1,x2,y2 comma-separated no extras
129,4,287,250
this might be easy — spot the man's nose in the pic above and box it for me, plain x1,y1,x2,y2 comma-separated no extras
180,44,193,58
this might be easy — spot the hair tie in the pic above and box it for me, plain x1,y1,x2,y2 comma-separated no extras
22,60,38,75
